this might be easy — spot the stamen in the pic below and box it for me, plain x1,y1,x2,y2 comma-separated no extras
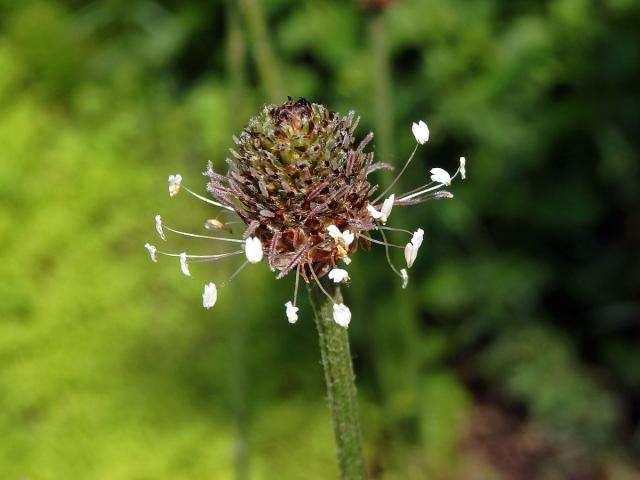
379,225,414,235
379,229,404,279
162,224,245,243
397,182,445,202
157,250,244,260
183,185,235,212
293,263,301,306
373,144,419,203
398,181,436,198
220,261,249,288
360,234,404,249
309,264,335,304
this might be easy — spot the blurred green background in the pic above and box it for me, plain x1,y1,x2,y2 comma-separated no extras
1,0,639,478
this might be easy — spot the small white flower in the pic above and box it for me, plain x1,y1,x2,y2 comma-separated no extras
202,283,217,308
342,256,352,265
367,194,395,224
430,167,451,186
401,269,409,289
412,120,430,144
333,303,352,328
411,228,424,249
285,301,299,324
168,174,182,197
144,243,158,262
180,252,191,277
459,157,466,180
245,237,263,263
327,225,354,248
328,268,350,283
155,215,165,240
404,242,418,268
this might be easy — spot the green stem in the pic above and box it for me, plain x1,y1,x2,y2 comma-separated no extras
226,3,250,479
238,0,284,103
307,279,366,480
369,10,394,184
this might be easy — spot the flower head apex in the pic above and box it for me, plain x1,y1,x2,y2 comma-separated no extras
367,194,395,224
155,215,165,240
180,252,191,277
285,301,299,324
202,283,217,308
168,174,182,197
327,225,354,249
245,237,263,264
459,157,466,180
401,269,409,289
430,167,451,186
333,303,352,328
144,243,158,262
328,268,350,283
412,120,429,144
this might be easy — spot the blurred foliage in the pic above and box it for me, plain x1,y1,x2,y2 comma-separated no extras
0,0,639,478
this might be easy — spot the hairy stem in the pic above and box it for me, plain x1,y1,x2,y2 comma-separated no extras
307,279,366,480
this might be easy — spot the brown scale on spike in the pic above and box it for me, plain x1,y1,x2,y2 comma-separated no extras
205,97,379,279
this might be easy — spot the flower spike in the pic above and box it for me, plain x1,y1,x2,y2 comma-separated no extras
146,98,465,325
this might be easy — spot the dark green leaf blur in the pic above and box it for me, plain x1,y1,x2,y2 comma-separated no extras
0,0,638,478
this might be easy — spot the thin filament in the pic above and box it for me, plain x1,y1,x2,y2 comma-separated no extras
221,261,249,287
309,265,335,304
374,144,419,203
164,225,245,243
360,234,404,249
379,229,403,278
184,186,235,211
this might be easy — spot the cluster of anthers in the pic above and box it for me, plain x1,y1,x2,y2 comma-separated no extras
145,98,465,328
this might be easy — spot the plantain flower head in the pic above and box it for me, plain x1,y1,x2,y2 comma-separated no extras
145,98,466,328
